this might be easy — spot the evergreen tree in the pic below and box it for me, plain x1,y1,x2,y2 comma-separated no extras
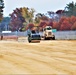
0,0,4,22
64,1,76,16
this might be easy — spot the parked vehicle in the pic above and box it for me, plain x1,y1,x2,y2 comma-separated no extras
42,26,55,40
27,30,41,43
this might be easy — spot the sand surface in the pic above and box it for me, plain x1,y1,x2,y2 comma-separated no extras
0,40,76,75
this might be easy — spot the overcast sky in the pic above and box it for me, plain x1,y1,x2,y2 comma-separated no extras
3,0,76,17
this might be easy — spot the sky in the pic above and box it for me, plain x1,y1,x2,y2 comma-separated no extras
3,0,76,17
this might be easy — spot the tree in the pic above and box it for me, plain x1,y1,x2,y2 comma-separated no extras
58,16,66,30
47,11,55,19
47,10,65,22
26,23,34,30
0,17,10,31
21,7,35,24
35,13,49,21
69,16,76,25
56,10,65,20
71,21,76,30
9,8,25,31
9,7,35,31
53,22,59,30
0,0,4,22
20,7,35,31
64,1,76,16
60,20,71,31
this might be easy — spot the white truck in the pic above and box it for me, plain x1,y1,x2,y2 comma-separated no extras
42,26,55,40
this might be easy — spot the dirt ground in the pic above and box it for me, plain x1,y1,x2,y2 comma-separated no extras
0,39,76,75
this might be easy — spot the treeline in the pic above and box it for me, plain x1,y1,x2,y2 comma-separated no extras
53,16,76,31
9,7,76,31
0,1,76,31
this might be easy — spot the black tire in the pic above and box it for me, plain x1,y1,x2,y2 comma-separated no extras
28,36,31,43
44,37,47,40
29,40,31,43
52,36,55,40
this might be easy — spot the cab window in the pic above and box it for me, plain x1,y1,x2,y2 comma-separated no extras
47,27,52,30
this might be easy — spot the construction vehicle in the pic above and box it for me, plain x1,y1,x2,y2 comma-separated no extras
27,29,41,43
42,26,55,40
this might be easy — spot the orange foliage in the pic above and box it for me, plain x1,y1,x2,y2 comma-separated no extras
69,16,76,25
71,22,76,30
26,23,34,30
53,22,59,30
60,20,71,30
39,21,47,28
53,16,76,31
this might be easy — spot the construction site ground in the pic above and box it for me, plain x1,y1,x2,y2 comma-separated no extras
0,37,76,75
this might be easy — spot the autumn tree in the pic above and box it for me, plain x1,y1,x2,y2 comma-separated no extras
70,16,76,30
20,7,35,30
21,7,35,23
53,16,76,31
57,16,66,30
53,22,59,30
9,8,25,31
9,7,35,31
35,13,49,22
26,23,34,30
34,13,51,31
56,10,65,20
69,16,76,25
34,16,40,26
60,20,71,31
71,22,76,30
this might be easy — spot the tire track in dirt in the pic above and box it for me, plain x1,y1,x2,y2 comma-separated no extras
0,40,76,74
0,53,67,74
1,50,76,75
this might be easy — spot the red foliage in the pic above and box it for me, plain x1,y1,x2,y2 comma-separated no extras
71,22,76,30
69,16,76,25
39,21,47,28
59,17,66,24
9,8,25,31
52,16,76,31
26,23,34,30
56,10,64,14
47,21,53,27
53,22,59,30
60,20,71,30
